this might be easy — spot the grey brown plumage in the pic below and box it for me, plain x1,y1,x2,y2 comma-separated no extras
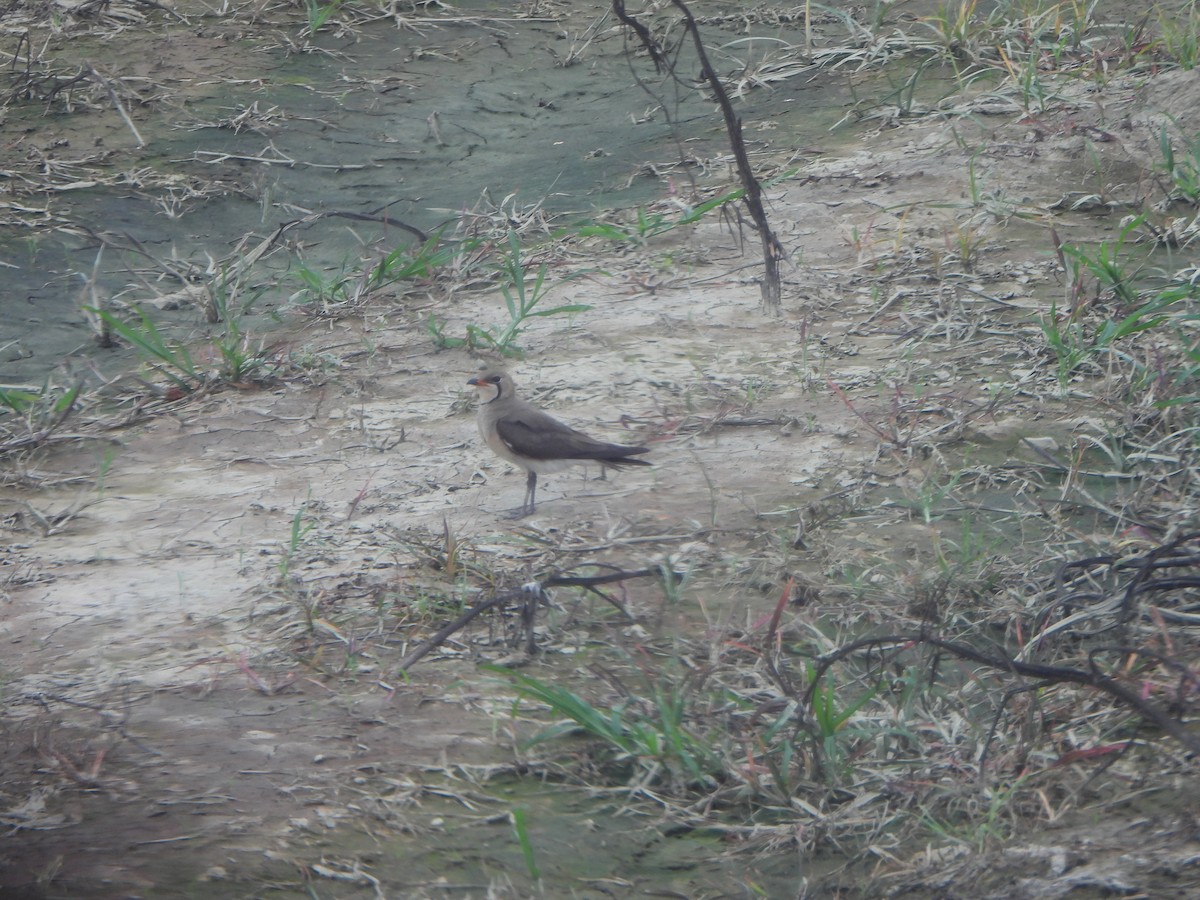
467,367,650,516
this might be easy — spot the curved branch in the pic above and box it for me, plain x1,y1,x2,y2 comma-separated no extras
803,632,1200,755
395,567,678,675
613,0,786,310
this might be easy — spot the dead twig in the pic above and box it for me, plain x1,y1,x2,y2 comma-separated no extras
85,62,143,147
395,567,678,674
612,0,787,311
803,632,1200,755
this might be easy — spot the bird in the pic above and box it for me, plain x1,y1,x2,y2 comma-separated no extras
466,366,651,517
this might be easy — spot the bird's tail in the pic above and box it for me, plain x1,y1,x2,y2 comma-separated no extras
598,445,652,467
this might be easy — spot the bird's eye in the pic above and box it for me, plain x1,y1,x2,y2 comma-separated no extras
489,375,502,383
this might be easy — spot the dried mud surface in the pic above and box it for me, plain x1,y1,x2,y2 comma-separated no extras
4,4,1200,899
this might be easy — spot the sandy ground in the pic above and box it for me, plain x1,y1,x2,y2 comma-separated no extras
4,8,1200,897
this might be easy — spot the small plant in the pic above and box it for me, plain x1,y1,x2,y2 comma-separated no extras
1161,339,1200,407
289,260,355,310
882,55,938,117
0,379,84,456
901,466,966,524
365,232,463,292
278,500,317,586
304,0,343,36
87,273,277,394
207,273,278,384
424,313,468,351
1156,123,1200,205
919,773,1034,850
426,231,591,358
573,188,744,246
491,666,723,788
1040,289,1175,390
805,662,880,781
1040,215,1197,393
0,387,39,417
1039,300,1092,388
922,0,985,61
997,41,1051,114
87,305,204,394
289,232,463,313
944,216,986,271
510,807,540,881
489,232,591,354
1158,4,1200,70
1059,215,1146,306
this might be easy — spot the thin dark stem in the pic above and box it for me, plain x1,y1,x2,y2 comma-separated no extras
667,0,785,310
612,0,786,311
803,633,1200,755
395,567,677,674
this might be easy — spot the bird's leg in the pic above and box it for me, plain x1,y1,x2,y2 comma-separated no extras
506,471,537,519
525,471,538,514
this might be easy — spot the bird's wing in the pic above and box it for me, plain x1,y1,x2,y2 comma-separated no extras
496,412,640,462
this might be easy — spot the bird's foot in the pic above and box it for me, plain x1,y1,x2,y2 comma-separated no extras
503,505,535,520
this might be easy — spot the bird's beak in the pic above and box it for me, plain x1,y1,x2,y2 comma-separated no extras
467,377,481,387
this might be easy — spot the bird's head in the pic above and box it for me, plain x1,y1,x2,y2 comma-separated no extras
467,366,511,403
